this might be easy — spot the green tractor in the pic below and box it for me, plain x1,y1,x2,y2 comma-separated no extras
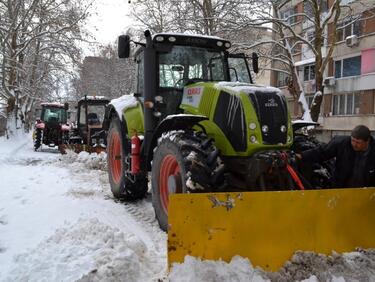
104,31,299,231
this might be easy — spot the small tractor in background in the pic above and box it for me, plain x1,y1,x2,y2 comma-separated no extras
103,31,375,271
33,102,70,152
65,95,110,153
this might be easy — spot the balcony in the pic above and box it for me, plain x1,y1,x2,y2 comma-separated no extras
334,72,375,93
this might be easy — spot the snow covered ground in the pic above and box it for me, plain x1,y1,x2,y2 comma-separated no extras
1,132,375,282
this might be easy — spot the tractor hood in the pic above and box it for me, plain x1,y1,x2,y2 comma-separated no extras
181,81,292,155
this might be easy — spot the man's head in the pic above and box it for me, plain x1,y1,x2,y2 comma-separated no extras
351,125,371,151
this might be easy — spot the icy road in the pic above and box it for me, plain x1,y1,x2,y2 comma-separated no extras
0,133,375,282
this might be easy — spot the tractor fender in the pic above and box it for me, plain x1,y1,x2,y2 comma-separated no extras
103,104,118,131
146,114,208,168
103,104,129,151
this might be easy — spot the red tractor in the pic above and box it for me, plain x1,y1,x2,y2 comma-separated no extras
33,102,70,152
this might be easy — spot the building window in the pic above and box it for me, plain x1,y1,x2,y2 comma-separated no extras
306,30,315,43
276,71,290,87
336,18,362,42
304,0,327,19
332,93,360,115
304,64,315,81
280,7,298,25
334,56,361,78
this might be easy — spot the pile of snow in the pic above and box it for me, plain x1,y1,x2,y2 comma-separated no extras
169,256,267,282
59,150,107,171
169,249,375,282
6,218,151,282
266,249,375,281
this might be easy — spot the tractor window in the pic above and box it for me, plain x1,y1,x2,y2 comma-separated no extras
79,104,106,126
42,107,67,123
136,56,144,94
159,46,225,89
228,56,251,83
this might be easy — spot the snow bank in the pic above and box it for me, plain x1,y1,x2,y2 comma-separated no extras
59,150,107,171
169,249,375,282
6,218,150,282
266,249,375,282
169,256,268,282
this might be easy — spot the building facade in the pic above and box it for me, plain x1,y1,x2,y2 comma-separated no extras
271,0,375,141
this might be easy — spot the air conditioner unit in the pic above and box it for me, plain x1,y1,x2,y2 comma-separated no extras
324,77,335,86
345,35,359,47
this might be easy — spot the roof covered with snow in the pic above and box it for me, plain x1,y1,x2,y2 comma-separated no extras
40,102,65,108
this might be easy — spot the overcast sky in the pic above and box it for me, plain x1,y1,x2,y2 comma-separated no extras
85,0,134,53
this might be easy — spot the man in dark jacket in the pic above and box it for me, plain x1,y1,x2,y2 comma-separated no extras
296,125,375,188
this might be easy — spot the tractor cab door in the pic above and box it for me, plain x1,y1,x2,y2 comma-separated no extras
228,53,253,84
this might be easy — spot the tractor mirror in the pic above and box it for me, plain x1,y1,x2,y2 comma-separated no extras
118,35,131,58
252,52,259,74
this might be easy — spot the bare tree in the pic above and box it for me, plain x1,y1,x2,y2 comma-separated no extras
0,0,91,134
247,0,374,121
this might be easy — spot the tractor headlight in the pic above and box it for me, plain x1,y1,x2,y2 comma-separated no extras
250,135,257,143
216,41,223,47
280,125,287,132
155,36,164,42
168,36,176,42
261,125,269,133
249,122,256,130
225,42,231,48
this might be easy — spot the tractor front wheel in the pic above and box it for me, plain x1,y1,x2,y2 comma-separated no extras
34,129,42,151
107,116,147,200
152,131,220,231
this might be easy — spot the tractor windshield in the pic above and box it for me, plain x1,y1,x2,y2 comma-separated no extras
159,46,225,89
42,107,67,123
79,104,106,126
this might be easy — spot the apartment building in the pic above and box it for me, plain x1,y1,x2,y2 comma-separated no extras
271,0,375,141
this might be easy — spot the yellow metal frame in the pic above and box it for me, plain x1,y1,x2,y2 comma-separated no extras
168,188,375,271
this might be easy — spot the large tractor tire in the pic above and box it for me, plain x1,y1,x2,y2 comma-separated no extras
107,116,147,200
152,131,221,231
34,129,42,151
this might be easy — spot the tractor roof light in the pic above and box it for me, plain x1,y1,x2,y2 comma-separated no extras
155,36,164,42
168,36,176,42
224,42,231,48
216,41,223,47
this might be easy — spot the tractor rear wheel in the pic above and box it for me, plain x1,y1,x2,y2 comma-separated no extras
152,131,221,231
34,129,42,151
107,116,147,200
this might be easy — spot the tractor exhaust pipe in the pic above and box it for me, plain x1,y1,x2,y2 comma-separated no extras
142,30,157,162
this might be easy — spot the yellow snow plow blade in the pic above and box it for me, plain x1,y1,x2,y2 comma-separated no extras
168,188,375,271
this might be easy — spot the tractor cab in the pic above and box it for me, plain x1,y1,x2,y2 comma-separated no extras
127,33,258,119
67,95,110,153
